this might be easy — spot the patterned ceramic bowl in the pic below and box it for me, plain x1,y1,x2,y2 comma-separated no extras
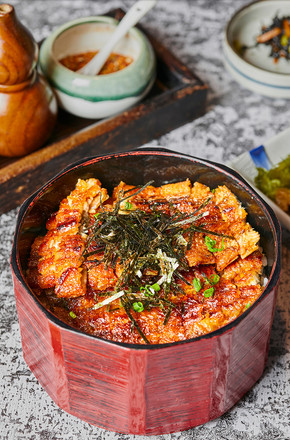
11,149,281,435
39,16,156,118
223,0,290,98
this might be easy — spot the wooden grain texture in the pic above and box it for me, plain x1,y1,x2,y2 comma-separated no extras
0,4,57,157
0,8,207,213
11,150,281,435
224,289,278,413
13,273,278,435
0,4,36,85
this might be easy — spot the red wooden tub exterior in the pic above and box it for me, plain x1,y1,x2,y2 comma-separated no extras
11,149,281,435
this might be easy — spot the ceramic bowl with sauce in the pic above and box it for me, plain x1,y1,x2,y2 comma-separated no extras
39,16,156,118
11,149,281,435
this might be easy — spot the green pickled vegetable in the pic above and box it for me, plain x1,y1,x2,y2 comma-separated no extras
255,154,290,200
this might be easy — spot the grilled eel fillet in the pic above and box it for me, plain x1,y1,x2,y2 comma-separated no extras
27,178,263,344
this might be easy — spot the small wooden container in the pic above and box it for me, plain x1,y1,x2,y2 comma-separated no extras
0,4,57,157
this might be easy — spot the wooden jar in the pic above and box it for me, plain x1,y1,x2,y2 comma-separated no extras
0,4,57,157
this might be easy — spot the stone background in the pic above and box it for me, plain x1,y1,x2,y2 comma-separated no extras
0,1,289,439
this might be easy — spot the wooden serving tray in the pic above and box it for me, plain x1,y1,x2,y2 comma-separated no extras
0,8,208,215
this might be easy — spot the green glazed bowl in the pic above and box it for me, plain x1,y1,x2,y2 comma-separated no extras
39,16,156,118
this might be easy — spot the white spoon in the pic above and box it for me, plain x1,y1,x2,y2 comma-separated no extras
77,0,157,76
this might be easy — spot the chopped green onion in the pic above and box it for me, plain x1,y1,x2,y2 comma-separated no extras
69,311,77,319
151,283,161,292
140,285,153,296
133,301,144,312
140,282,161,297
209,274,220,285
244,302,251,310
203,287,214,298
205,236,225,253
193,277,202,292
124,201,132,210
94,213,100,219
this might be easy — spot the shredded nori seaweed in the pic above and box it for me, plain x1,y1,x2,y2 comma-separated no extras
83,183,232,343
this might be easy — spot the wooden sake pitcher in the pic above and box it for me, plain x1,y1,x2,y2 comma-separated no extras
0,3,57,157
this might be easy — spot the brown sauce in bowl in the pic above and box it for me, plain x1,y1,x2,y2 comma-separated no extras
59,51,133,75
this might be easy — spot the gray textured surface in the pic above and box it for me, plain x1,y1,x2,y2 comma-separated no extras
0,0,289,439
